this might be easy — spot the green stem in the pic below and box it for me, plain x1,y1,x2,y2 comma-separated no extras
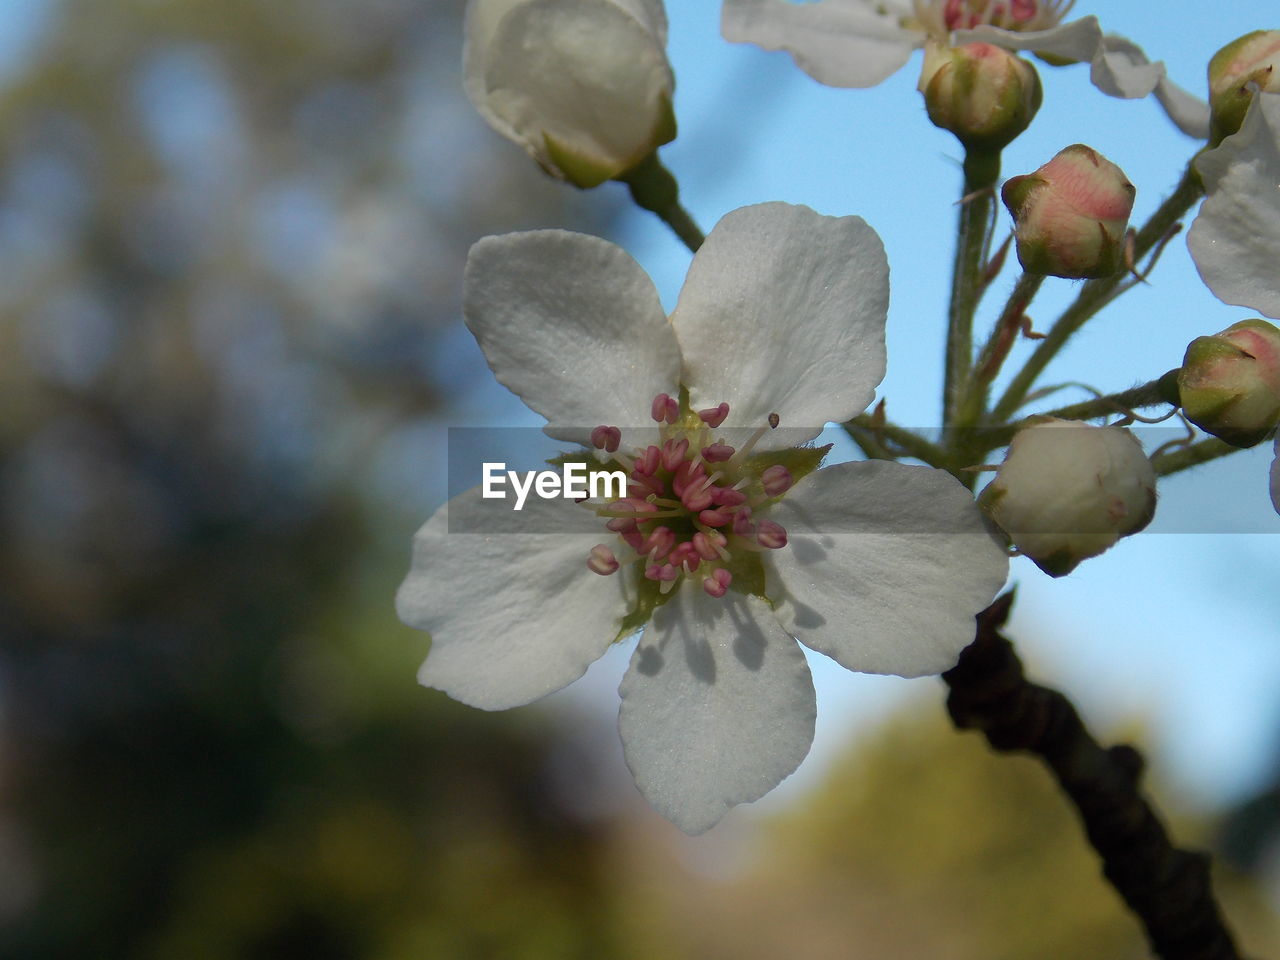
991,161,1205,423
618,152,704,253
843,416,948,468
1151,437,1245,477
973,376,1176,451
944,150,1001,427
842,423,897,462
953,271,1045,430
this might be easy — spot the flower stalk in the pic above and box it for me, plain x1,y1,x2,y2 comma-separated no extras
944,151,1001,426
1151,436,1249,478
619,153,706,252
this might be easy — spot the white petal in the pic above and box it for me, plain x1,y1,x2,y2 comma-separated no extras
1189,93,1280,320
1271,434,1280,516
956,18,1210,138
672,202,888,449
396,487,628,710
482,0,674,176
721,0,920,88
463,0,529,144
464,230,680,446
1153,77,1212,141
603,0,667,44
954,17,1103,66
766,460,1008,677
618,589,815,834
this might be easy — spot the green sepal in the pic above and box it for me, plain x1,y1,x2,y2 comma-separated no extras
543,133,620,189
613,573,675,643
650,92,677,151
742,443,832,495
725,550,768,602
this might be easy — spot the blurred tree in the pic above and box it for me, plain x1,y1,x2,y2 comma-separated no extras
0,1,640,957
607,701,1280,960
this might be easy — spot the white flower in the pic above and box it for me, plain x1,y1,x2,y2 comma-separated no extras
720,1,1209,138
396,202,1009,833
1188,92,1280,321
464,0,677,187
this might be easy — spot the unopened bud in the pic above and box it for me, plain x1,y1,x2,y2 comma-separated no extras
1178,319,1280,448
979,419,1156,577
1001,144,1135,279
919,41,1042,153
464,0,677,188
1208,30,1280,144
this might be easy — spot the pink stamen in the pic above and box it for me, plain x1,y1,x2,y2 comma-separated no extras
650,393,679,424
606,516,637,533
692,531,725,561
681,485,715,513
635,445,661,476
698,402,730,428
701,442,735,463
756,520,788,549
671,460,705,499
1010,0,1036,20
760,464,793,497
612,497,657,516
732,508,755,538
642,526,675,560
644,563,679,582
699,507,732,528
590,425,621,453
712,487,747,507
661,438,690,472
702,569,732,599
587,544,619,575
669,542,700,571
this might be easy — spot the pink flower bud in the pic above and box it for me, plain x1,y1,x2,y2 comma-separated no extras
1002,144,1135,279
1178,319,1280,448
919,41,1042,153
1208,31,1280,143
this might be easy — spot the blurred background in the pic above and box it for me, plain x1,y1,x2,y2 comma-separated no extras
1,0,1279,957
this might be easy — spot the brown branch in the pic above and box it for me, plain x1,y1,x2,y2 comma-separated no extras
943,593,1246,960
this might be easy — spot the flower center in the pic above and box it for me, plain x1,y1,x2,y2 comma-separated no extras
913,0,1072,36
584,395,794,601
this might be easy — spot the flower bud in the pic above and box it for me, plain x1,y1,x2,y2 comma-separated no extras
1177,319,1280,448
919,41,1042,153
1001,145,1135,279
464,0,677,188
979,419,1156,577
1208,30,1280,144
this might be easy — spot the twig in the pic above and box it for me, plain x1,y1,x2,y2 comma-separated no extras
943,594,1245,960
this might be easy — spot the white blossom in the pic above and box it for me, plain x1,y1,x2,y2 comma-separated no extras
720,1,1209,137
397,202,1008,833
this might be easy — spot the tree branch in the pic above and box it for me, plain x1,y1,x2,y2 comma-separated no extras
943,593,1246,960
